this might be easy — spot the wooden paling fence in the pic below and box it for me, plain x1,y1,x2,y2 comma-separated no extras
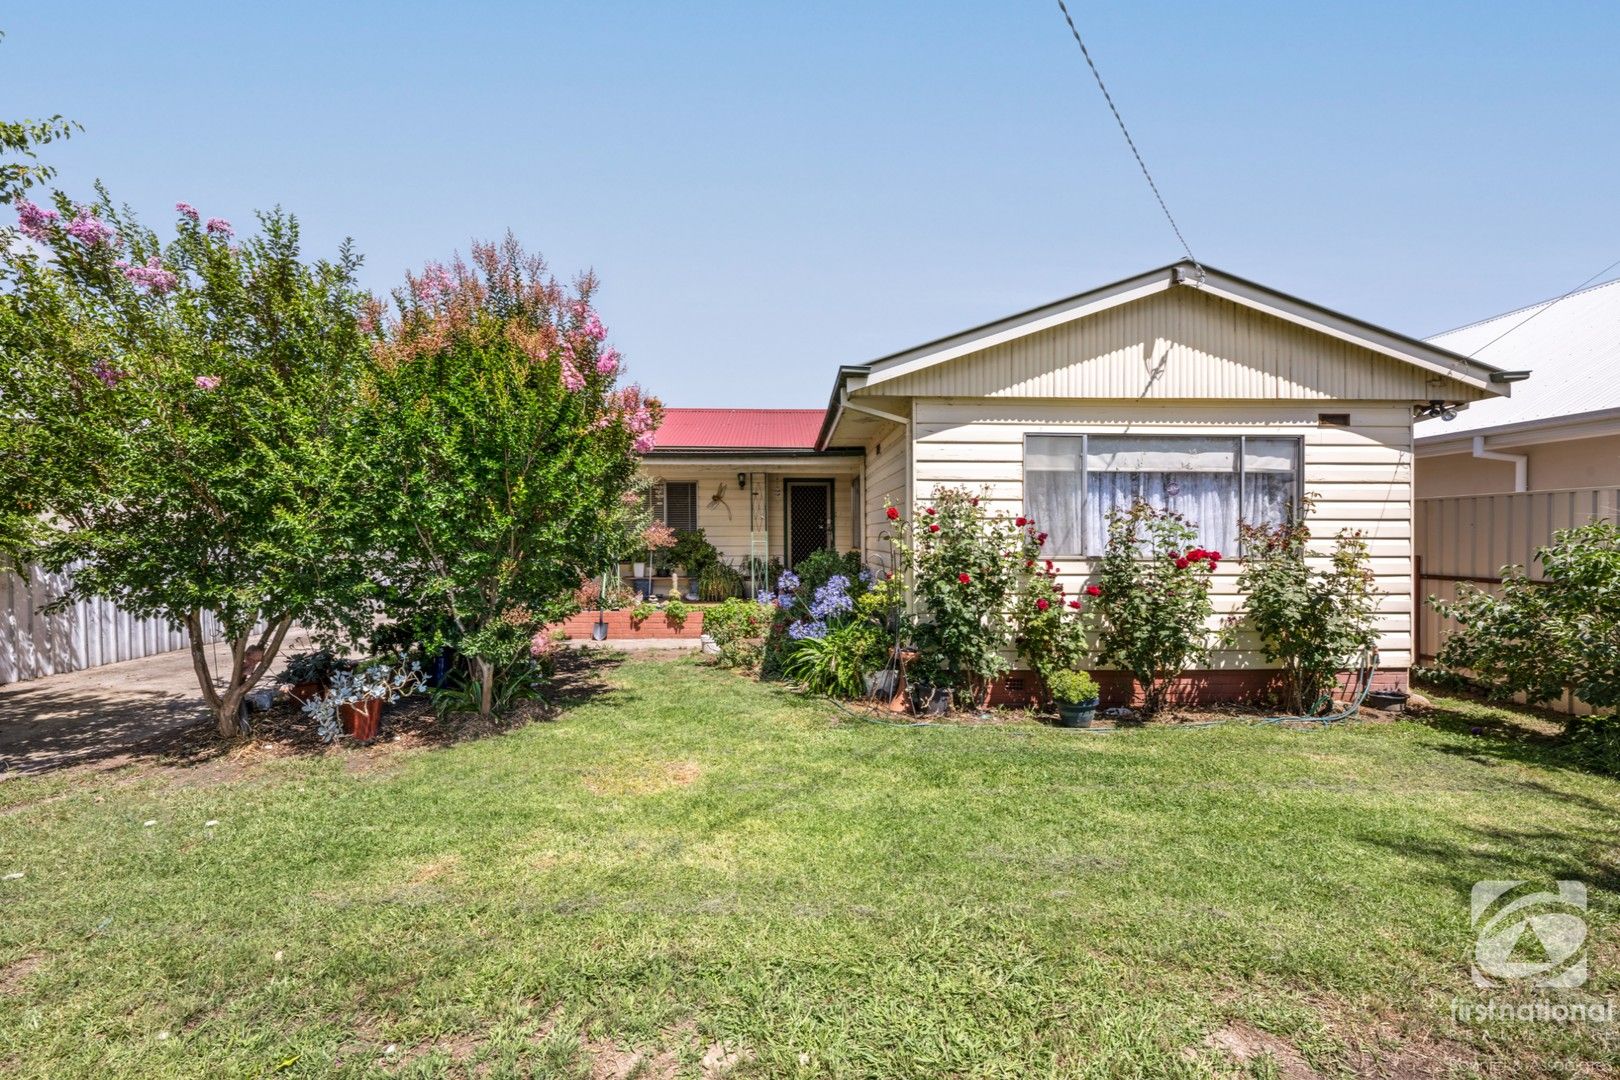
0,561,231,685
1414,486,1620,716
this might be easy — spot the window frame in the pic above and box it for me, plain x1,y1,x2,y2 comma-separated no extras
659,481,699,534
1020,432,1302,558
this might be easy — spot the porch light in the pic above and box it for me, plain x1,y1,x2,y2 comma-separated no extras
737,472,747,489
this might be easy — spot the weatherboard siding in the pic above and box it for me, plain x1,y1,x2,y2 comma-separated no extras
870,286,1489,406
859,418,910,572
907,400,1415,670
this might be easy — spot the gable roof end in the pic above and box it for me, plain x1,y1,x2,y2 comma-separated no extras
856,261,1507,394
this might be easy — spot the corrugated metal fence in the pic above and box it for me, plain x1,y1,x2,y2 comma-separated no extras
0,561,231,685
1414,486,1620,715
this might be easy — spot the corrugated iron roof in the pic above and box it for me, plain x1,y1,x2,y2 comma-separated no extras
1420,277,1620,438
651,408,827,450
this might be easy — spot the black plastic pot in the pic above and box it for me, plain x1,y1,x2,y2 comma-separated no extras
1055,697,1100,728
910,685,951,716
1364,689,1409,712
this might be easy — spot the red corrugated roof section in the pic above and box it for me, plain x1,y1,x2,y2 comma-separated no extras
651,408,827,450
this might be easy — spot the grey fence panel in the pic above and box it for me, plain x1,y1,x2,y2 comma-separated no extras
1415,487,1620,716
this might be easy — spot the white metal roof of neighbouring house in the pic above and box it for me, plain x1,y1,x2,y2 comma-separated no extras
1419,276,1620,443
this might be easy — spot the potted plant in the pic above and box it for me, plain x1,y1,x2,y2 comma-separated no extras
1047,669,1101,728
275,649,347,704
301,659,426,743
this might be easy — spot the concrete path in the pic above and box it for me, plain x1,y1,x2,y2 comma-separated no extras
0,627,318,778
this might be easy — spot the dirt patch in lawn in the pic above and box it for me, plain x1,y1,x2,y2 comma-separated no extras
1203,1021,1322,1078
0,954,43,995
582,759,702,797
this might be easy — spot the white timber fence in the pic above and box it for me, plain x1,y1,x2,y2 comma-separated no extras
1414,486,1620,716
0,560,233,685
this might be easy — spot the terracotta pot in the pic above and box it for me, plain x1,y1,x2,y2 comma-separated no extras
339,698,382,741
285,681,323,705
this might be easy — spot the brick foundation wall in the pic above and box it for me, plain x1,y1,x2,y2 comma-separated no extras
984,667,1409,708
549,609,706,641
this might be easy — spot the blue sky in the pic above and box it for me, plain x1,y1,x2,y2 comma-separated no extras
6,2,1617,406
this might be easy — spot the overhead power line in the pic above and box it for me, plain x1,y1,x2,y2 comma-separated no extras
1466,256,1620,357
1054,0,1201,276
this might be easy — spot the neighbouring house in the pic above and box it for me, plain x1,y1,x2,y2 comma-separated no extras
635,261,1513,701
1414,276,1620,496
1409,278,1619,704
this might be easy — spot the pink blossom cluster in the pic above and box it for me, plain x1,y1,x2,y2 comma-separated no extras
205,217,233,237
91,359,128,388
560,358,586,392
117,256,178,294
15,198,59,242
595,345,620,376
412,262,454,305
66,208,115,247
194,375,221,391
175,202,200,222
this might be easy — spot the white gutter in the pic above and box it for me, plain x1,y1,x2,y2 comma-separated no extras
1472,436,1528,492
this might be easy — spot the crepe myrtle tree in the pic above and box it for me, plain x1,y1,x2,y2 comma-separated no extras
0,190,373,734
362,236,660,717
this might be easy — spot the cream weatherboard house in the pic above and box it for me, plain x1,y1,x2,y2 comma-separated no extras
639,262,1513,701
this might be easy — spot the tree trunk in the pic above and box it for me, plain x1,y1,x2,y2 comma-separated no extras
477,657,495,717
184,611,294,737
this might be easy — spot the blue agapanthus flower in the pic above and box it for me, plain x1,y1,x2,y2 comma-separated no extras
858,568,875,585
808,574,854,620
756,590,775,606
777,570,801,594
787,619,828,640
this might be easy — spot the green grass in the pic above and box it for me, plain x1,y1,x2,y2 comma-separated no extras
1,655,1617,1078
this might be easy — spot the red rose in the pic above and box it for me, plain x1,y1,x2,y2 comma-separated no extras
1036,532,1047,544
1207,559,1218,571
1188,547,1205,560
1044,560,1053,570
1025,559,1035,569
1168,550,1180,560
1015,517,1027,527
1052,583,1063,593
1085,584,1102,597
1209,550,1222,561
1036,598,1050,611
970,497,979,506
958,572,971,584
1175,557,1190,570
926,507,936,515
928,523,940,533
1068,600,1081,610
886,506,900,521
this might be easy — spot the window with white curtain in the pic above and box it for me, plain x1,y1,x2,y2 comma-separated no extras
1022,434,1300,556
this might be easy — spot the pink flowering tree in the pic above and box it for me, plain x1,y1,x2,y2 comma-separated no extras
0,190,372,735
362,237,661,716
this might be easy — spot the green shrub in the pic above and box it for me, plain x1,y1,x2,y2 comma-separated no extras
1433,520,1620,726
669,529,720,577
792,548,864,597
663,598,691,628
696,560,743,601
782,619,887,698
1091,501,1223,716
1568,713,1620,777
1234,511,1378,716
1045,669,1099,705
888,489,1028,703
704,597,773,669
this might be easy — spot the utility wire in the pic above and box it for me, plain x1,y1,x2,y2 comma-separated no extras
1466,256,1620,357
1055,0,1201,276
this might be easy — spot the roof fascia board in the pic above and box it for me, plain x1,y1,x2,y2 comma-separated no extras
1191,273,1501,394
1415,407,1620,454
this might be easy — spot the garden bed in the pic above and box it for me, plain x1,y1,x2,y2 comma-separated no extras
549,608,705,640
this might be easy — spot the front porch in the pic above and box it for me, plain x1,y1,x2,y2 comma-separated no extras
622,460,863,600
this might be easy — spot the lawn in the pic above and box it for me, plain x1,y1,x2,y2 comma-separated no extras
1,654,1616,1078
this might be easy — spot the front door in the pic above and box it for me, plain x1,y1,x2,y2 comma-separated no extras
784,479,834,569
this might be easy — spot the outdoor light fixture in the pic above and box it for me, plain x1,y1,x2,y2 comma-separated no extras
1415,400,1459,422
737,472,747,489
